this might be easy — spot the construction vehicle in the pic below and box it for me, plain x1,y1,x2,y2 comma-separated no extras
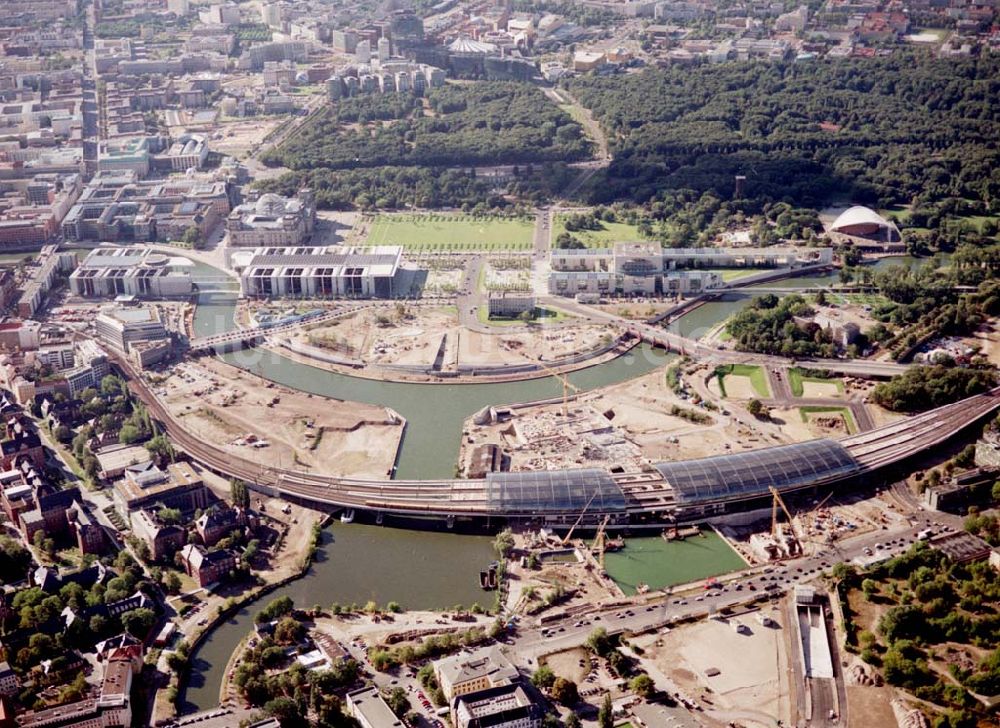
769,486,802,557
592,514,611,568
561,490,599,545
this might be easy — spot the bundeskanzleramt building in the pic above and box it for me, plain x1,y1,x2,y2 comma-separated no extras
548,242,833,297
227,189,315,247
70,247,194,299
234,245,402,299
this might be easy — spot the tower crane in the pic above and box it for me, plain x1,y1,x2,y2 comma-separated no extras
561,489,599,545
769,486,802,555
535,360,580,417
592,514,611,568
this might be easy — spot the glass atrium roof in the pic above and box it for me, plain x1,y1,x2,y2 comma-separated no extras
654,439,860,505
485,469,626,514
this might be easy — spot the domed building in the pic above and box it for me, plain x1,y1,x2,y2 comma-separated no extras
227,188,316,247
829,206,901,242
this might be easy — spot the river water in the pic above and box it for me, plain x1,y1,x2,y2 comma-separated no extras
182,265,672,710
180,254,926,711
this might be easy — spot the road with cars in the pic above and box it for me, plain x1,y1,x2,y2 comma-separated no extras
516,521,931,660
492,504,955,726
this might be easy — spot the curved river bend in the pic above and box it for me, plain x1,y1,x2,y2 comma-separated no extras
180,254,932,711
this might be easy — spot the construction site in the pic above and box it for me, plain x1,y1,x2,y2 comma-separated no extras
267,302,622,380
150,357,405,479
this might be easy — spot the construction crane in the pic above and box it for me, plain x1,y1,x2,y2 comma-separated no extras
769,486,802,555
535,360,581,417
511,346,581,417
592,514,611,568
562,489,600,545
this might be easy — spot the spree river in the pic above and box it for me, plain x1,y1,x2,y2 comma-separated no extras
182,265,673,711
180,254,930,711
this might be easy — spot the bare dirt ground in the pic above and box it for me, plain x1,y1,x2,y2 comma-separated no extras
646,613,791,727
801,381,842,398
543,647,592,684
847,686,897,728
155,357,403,478
723,374,758,400
463,367,754,468
288,304,615,371
770,407,815,441
209,118,286,159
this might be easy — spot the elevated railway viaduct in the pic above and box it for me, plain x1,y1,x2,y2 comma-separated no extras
120,354,1000,529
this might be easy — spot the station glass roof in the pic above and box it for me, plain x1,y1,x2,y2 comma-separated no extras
485,469,626,514
654,439,859,505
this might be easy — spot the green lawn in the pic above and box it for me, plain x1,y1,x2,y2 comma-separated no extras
788,367,845,397
706,268,766,282
715,363,770,398
476,306,568,326
553,215,644,248
879,205,998,239
799,405,857,435
366,214,535,251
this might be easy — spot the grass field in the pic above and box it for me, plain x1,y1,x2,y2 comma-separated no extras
879,205,999,239
800,405,857,434
715,363,770,398
707,268,765,282
553,215,643,248
366,214,535,251
788,367,845,397
477,306,567,326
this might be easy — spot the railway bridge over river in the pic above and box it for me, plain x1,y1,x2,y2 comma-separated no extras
121,351,1000,527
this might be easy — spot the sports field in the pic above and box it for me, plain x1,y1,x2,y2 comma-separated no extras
366,214,535,251
788,367,845,397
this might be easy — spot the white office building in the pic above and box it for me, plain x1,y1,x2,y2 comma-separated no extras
234,245,403,299
548,242,832,297
70,247,194,299
95,306,168,352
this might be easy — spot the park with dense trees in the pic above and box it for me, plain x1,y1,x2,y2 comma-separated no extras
838,543,999,728
261,82,591,172
568,55,1000,215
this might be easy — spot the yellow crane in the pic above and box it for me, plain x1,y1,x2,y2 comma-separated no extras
535,359,581,417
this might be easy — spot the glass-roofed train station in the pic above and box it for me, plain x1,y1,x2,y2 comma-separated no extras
476,440,864,525
653,439,862,513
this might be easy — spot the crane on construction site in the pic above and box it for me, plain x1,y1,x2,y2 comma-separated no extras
536,360,581,417
592,514,611,568
769,486,802,555
562,489,600,545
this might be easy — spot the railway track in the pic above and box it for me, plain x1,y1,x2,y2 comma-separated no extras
119,354,1000,519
